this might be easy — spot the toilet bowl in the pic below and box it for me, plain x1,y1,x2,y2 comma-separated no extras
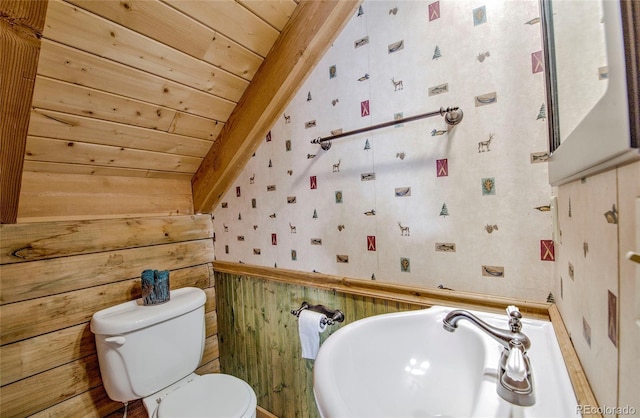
144,373,256,418
91,287,257,418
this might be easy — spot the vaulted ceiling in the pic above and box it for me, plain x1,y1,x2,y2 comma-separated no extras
1,0,360,222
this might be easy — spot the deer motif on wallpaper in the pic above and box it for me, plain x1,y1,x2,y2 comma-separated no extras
478,133,494,153
391,77,404,91
397,221,410,236
333,159,342,172
289,223,297,233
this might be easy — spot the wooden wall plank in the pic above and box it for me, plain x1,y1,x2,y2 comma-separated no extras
30,386,122,418
28,109,216,157
0,263,211,345
0,354,103,417
0,323,93,386
68,0,212,62
239,0,297,31
1,214,212,264
0,0,48,224
25,136,202,174
32,76,176,130
1,239,213,304
191,0,361,213
43,0,254,97
66,0,261,82
22,160,194,180
164,0,280,57
38,39,240,115
17,172,193,222
167,112,222,141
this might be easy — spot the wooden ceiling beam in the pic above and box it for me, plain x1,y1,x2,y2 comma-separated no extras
191,0,361,214
1,0,48,224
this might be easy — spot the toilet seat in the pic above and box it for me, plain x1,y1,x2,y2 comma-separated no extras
158,374,256,418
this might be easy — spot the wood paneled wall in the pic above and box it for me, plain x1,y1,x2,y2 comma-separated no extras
215,270,425,418
214,262,598,418
0,214,218,417
16,172,194,223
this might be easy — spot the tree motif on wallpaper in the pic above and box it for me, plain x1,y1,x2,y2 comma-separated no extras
397,221,410,236
307,91,312,101
536,104,546,120
440,203,449,217
364,139,371,150
433,45,442,60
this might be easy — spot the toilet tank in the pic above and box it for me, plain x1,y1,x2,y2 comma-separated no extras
91,287,207,402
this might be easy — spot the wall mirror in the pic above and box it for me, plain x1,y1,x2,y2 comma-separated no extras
541,0,639,186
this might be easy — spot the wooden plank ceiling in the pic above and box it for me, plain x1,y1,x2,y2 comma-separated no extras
4,0,361,221
7,0,359,219
25,0,297,182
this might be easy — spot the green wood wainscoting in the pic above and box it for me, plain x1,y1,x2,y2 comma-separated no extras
213,261,601,418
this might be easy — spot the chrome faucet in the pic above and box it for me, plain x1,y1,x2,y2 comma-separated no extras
442,306,535,406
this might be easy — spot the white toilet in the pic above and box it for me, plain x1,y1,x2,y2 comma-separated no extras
91,287,257,418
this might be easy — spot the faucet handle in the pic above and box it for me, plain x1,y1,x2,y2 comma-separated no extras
506,305,523,332
506,305,521,317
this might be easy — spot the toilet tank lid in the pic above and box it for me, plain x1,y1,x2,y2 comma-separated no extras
90,287,206,335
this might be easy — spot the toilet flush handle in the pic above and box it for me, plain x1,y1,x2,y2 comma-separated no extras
105,336,126,346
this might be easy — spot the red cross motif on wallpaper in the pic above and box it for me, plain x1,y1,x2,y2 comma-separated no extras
310,175,317,189
428,1,440,21
531,51,544,74
272,233,277,245
436,159,448,177
361,100,370,117
266,131,272,142
367,235,376,251
540,239,555,261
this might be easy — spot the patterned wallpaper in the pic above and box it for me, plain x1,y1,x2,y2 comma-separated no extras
213,0,554,301
554,162,640,413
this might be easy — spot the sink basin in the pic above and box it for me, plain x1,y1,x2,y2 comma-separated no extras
313,306,579,418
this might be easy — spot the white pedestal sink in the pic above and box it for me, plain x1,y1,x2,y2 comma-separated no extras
313,306,579,418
